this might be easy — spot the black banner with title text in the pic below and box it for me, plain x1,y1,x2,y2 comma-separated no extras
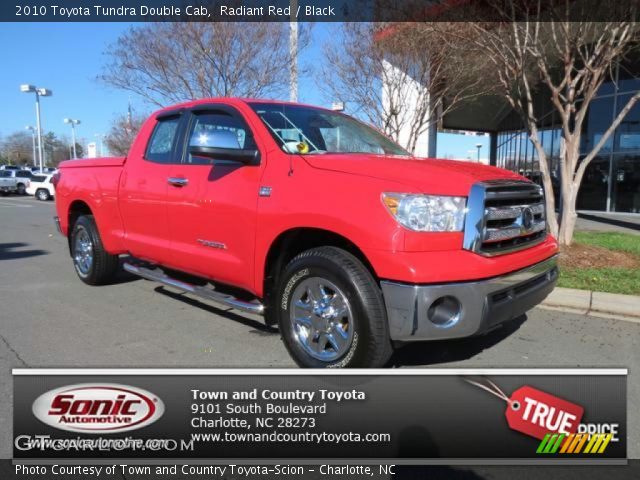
2,0,640,22
12,368,627,464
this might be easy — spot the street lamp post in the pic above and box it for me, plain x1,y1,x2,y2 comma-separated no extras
64,118,81,159
476,143,483,163
20,84,52,172
25,126,36,167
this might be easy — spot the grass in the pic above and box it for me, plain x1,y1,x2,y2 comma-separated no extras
558,231,640,295
558,267,640,295
572,231,640,256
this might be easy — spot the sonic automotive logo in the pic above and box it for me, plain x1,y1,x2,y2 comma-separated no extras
32,384,164,433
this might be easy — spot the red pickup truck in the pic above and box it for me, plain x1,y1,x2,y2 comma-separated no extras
54,98,558,368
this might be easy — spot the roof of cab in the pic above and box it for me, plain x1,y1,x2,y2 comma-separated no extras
152,97,333,116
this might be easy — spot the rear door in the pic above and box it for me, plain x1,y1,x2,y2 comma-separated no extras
164,105,264,292
118,111,185,262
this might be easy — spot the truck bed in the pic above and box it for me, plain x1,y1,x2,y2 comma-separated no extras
55,157,127,253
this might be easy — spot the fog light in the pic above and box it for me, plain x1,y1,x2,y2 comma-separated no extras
427,296,462,328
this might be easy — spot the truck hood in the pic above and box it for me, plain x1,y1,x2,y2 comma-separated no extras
303,154,524,195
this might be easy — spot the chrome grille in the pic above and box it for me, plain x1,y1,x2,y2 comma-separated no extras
463,180,547,256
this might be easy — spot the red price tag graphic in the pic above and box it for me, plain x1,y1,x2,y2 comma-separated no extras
506,386,584,440
465,378,584,440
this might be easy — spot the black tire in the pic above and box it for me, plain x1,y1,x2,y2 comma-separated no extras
36,188,50,201
70,215,120,285
276,246,393,368
16,183,26,195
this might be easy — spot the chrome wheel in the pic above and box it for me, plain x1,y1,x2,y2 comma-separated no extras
73,227,93,276
289,277,354,362
37,189,48,201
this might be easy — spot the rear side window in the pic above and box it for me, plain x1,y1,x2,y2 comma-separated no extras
0,171,10,177
145,116,181,163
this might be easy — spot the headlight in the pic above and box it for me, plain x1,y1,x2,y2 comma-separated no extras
382,193,466,232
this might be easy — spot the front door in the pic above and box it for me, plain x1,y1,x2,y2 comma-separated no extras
165,107,264,292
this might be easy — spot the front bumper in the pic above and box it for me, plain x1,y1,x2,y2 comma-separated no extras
380,255,558,342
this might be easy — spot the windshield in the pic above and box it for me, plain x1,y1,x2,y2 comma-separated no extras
249,103,409,156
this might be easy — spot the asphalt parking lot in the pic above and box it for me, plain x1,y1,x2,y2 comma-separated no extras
0,195,639,459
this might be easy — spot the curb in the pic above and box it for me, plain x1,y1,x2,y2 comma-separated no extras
540,287,640,324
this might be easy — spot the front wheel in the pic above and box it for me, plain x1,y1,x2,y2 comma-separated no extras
276,247,393,368
70,215,120,285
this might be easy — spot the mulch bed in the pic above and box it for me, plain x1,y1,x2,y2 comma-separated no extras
559,243,640,270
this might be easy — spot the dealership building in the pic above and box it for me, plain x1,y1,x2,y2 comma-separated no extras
389,42,640,215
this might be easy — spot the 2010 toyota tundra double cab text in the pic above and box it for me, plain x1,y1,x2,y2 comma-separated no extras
54,98,559,368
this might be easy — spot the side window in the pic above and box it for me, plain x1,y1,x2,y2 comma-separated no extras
187,112,257,164
145,116,181,163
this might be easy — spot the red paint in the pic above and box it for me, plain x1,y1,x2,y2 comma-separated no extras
55,98,558,298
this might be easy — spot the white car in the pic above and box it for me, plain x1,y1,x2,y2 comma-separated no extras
26,173,55,201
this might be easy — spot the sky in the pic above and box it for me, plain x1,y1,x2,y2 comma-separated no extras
0,22,487,160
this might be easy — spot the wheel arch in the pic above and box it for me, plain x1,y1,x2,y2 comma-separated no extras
67,200,93,255
260,227,378,310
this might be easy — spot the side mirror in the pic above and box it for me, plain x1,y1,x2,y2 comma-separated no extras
189,146,260,165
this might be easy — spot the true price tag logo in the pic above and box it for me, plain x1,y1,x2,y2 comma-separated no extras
465,378,584,441
507,386,584,440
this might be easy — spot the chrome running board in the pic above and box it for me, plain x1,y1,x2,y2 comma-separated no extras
123,262,264,315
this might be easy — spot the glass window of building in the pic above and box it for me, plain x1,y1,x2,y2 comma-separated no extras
582,97,614,154
611,154,640,213
576,156,610,211
614,93,640,151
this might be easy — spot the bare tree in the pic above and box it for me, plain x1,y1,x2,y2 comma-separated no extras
1,131,33,165
319,22,493,154
105,110,148,157
461,1,640,245
100,22,309,107
0,131,83,166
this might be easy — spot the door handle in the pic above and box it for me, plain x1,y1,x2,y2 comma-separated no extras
167,177,189,187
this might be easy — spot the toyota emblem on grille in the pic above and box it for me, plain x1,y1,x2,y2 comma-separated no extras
522,207,534,230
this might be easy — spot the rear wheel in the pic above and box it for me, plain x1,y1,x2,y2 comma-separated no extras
16,183,26,195
71,215,119,285
36,188,50,201
276,246,393,368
